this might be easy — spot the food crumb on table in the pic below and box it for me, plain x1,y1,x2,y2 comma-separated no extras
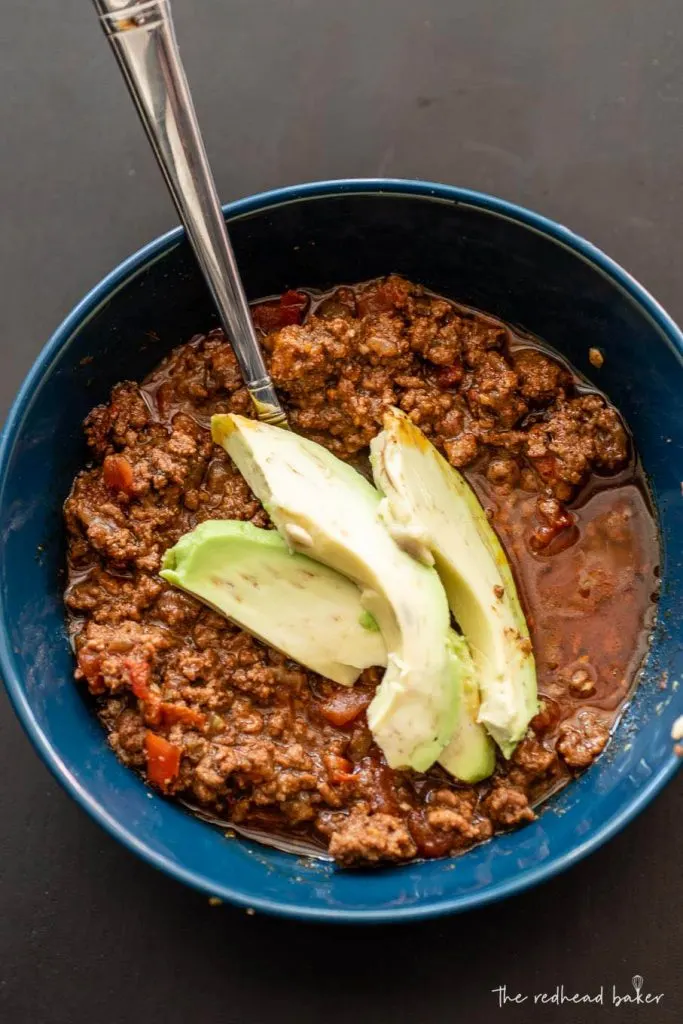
671,715,683,742
588,347,604,368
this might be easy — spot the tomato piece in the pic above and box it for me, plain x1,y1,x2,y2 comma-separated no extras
251,290,309,333
252,302,284,333
159,703,205,729
144,731,181,791
365,755,401,815
77,649,104,693
124,658,162,725
277,307,307,328
407,809,452,859
103,454,134,494
324,754,355,784
529,522,579,555
319,689,372,727
529,499,577,554
280,289,308,313
123,657,152,700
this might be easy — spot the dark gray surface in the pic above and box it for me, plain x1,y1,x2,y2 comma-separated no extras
1,1,681,1021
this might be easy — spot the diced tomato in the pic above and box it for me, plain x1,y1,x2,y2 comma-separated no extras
251,302,284,333
76,649,104,693
123,657,152,700
279,289,309,317
529,501,576,554
123,658,163,725
528,521,578,555
407,809,452,859
251,290,309,333
319,689,372,727
325,754,356,784
159,703,205,729
144,731,181,791
366,754,401,815
103,454,134,494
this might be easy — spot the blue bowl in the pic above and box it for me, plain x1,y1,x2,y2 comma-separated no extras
1,179,682,923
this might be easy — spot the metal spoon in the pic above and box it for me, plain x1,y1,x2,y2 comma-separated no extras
92,0,287,426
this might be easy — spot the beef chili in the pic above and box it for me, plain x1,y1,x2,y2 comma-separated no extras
63,275,659,867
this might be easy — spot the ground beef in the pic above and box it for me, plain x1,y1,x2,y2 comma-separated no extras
66,569,163,624
424,788,493,846
444,431,479,467
482,784,536,827
465,351,528,427
556,712,611,769
84,381,150,456
486,456,521,489
525,394,629,495
513,347,572,405
108,706,146,766
268,320,352,395
63,275,656,867
328,810,418,866
511,735,559,780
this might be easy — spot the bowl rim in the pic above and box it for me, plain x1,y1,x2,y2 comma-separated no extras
1,177,681,923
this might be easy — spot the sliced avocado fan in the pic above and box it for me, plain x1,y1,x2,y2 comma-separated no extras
161,520,386,686
162,519,490,781
211,413,456,772
371,407,538,758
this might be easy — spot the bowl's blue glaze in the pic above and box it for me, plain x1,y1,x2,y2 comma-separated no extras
1,180,681,922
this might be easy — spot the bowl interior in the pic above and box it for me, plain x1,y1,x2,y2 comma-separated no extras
1,184,682,921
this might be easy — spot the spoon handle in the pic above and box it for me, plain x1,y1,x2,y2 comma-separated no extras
92,0,287,426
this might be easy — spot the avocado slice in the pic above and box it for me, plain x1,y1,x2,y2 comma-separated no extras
371,408,538,758
161,520,386,686
441,632,496,782
212,413,455,771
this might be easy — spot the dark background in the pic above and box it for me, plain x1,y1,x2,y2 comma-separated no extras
1,1,681,1021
